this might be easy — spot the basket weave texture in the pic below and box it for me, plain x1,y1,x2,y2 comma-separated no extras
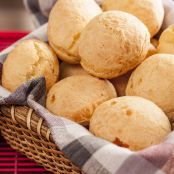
0,105,82,174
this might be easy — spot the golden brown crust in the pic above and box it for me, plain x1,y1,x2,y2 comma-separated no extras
126,54,174,118
79,11,150,79
2,39,59,92
48,0,102,64
46,75,117,122
90,96,171,151
102,0,164,37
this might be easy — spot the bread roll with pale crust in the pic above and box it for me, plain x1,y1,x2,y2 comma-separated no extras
46,75,117,123
2,39,59,92
102,0,164,37
126,54,174,120
90,96,171,151
48,0,102,64
79,11,150,79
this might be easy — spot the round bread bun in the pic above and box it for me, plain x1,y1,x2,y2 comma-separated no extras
126,54,174,120
2,39,59,92
102,0,164,37
90,96,171,151
158,24,174,54
48,0,102,64
60,62,89,79
46,75,117,122
146,43,157,58
110,71,132,96
79,11,150,79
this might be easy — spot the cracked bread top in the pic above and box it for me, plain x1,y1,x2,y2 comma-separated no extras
48,0,102,64
79,11,150,79
2,39,59,92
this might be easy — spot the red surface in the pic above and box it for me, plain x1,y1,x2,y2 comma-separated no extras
0,31,50,174
0,32,28,51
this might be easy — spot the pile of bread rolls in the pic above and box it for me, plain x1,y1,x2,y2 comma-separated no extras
3,0,174,151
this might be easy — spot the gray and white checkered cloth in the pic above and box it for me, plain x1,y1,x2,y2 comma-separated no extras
0,0,174,173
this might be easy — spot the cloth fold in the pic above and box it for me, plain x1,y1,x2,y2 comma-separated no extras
1,0,174,173
0,76,171,174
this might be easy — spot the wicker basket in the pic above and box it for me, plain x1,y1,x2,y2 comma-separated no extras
0,105,82,174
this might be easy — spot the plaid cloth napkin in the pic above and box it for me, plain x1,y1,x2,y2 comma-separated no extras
0,1,174,174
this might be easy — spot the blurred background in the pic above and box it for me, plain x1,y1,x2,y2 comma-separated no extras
0,0,34,31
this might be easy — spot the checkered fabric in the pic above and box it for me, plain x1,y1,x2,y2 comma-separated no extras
0,0,174,173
